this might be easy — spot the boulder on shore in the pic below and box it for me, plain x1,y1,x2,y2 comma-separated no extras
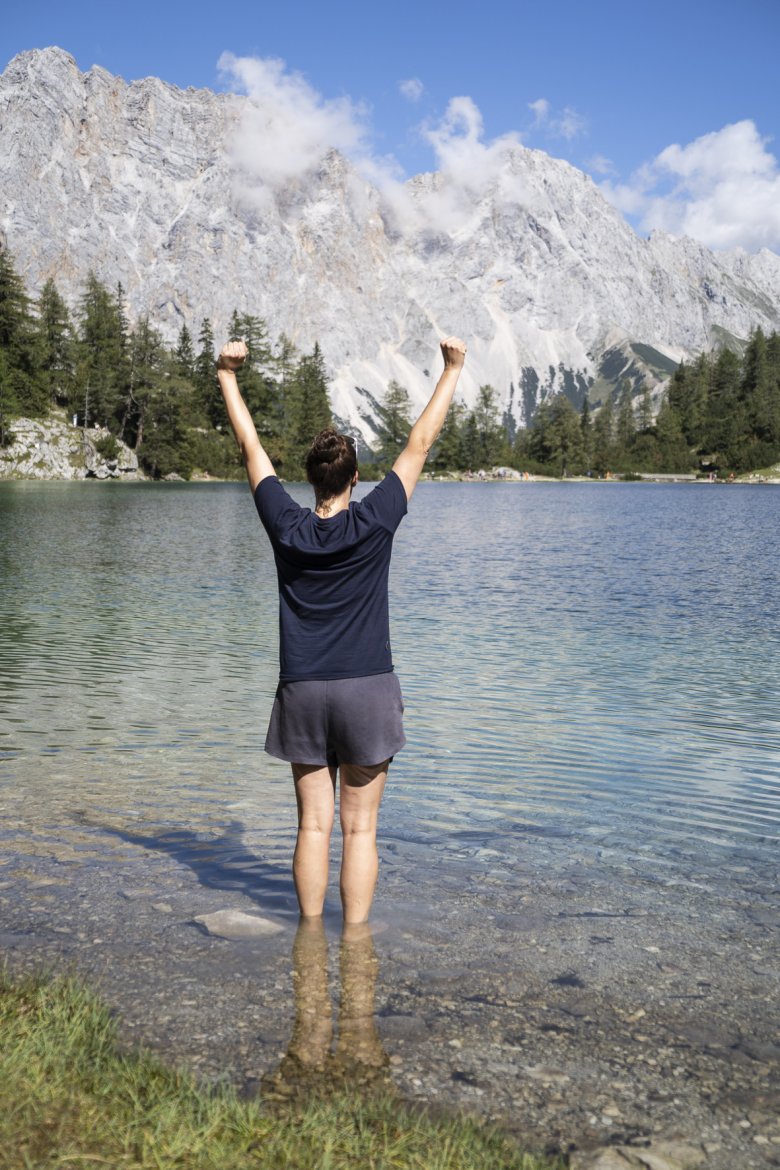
0,415,142,481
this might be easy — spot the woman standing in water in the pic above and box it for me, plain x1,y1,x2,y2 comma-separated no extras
217,335,467,923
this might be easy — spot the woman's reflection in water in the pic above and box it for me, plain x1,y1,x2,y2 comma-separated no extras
266,919,390,1096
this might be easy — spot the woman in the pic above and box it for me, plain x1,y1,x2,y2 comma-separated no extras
217,335,467,923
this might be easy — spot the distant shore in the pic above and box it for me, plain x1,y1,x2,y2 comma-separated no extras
419,470,780,485
2,415,779,485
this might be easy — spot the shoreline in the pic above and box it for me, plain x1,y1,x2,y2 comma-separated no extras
2,971,552,1170
1,803,777,1169
3,469,780,486
3,415,779,486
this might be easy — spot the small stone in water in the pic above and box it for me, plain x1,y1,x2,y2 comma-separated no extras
193,909,284,940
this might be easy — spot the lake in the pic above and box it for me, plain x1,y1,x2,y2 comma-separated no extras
2,479,777,855
1,479,779,1164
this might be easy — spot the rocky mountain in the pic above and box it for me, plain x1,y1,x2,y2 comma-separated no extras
2,46,780,437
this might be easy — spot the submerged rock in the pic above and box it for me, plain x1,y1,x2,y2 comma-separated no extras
192,909,285,940
570,1138,706,1169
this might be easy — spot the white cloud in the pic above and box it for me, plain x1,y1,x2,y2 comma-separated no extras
217,55,539,233
528,98,550,125
599,179,646,217
414,97,530,230
557,107,586,141
528,96,585,140
399,77,424,102
218,52,371,206
585,154,616,177
601,121,780,252
423,97,520,185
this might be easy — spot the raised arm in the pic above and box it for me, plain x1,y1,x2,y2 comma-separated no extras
392,336,467,501
216,340,276,492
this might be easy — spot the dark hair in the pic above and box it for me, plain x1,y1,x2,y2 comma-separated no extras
305,428,357,499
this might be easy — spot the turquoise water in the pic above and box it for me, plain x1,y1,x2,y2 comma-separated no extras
1,479,779,883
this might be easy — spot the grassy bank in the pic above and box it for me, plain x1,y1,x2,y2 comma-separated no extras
0,970,559,1170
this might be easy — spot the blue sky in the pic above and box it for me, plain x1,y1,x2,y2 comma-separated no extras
4,0,780,251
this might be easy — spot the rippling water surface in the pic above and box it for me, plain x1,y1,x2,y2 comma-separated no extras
1,479,779,879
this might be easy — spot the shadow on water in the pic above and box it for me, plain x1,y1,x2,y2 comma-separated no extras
72,811,395,1095
72,811,304,922
67,814,396,1099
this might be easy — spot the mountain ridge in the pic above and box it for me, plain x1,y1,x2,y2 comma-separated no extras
3,46,780,435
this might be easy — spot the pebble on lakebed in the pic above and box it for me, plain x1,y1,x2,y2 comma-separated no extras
193,909,285,940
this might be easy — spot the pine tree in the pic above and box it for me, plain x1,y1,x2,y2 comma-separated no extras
230,311,277,431
432,401,466,471
0,247,44,416
35,278,75,408
115,283,130,345
616,385,637,462
580,397,592,471
668,355,709,446
0,347,18,445
767,331,780,383
123,316,166,449
765,332,780,449
742,328,776,443
527,393,584,474
274,333,298,397
655,397,691,472
227,310,242,343
637,386,654,433
285,343,332,477
461,412,480,471
631,385,662,472
703,348,742,457
511,425,532,471
374,380,413,465
0,248,33,361
268,333,299,466
75,273,130,428
471,384,506,468
175,324,196,380
137,349,194,479
194,318,223,427
555,395,586,474
591,394,615,475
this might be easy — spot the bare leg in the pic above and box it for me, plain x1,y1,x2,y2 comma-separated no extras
339,761,388,924
292,763,337,918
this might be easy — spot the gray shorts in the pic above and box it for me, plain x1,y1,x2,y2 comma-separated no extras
264,672,406,768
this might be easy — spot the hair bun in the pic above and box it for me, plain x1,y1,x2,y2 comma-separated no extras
305,427,358,498
312,428,340,462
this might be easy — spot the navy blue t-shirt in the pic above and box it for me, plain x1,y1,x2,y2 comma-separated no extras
254,471,408,682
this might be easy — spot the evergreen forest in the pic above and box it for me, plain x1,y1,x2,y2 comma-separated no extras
2,248,779,481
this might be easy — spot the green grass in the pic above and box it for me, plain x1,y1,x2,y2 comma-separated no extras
0,970,560,1170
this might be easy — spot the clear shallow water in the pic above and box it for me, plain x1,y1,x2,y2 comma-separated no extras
1,479,779,884
3,478,778,1170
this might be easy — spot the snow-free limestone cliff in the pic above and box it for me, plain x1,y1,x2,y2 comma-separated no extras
2,47,780,438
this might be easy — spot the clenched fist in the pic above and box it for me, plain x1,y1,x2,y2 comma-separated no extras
217,340,248,371
440,336,467,369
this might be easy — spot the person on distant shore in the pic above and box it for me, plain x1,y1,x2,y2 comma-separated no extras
216,335,467,923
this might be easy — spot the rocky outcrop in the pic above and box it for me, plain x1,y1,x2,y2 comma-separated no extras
0,415,142,480
1,47,779,437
